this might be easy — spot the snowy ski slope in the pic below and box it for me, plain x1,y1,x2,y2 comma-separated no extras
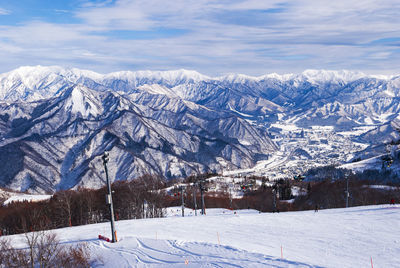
6,205,400,267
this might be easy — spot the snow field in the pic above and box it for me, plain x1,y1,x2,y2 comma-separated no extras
3,193,52,205
5,205,400,267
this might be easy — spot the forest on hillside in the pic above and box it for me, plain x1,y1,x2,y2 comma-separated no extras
0,168,399,236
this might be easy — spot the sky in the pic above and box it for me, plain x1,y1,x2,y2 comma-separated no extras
0,0,399,76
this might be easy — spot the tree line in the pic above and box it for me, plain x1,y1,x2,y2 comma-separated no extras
0,175,167,236
1,170,399,236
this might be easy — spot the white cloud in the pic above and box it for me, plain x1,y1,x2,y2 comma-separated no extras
0,8,10,15
75,1,153,30
0,22,88,45
0,0,399,75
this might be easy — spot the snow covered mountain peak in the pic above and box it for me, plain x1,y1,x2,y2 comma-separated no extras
1,65,397,99
1,65,400,193
63,85,102,118
137,84,179,98
261,72,295,81
299,69,367,84
6,65,64,77
6,65,106,84
106,69,210,85
214,69,391,84
0,65,59,90
217,73,261,83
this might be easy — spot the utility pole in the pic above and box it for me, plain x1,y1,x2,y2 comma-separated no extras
272,183,278,212
199,179,206,215
345,175,349,208
102,152,117,243
180,185,185,217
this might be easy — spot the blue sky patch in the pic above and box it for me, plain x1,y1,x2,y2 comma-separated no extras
99,28,189,40
0,0,398,75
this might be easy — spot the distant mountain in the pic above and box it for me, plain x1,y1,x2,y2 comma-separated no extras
0,66,400,193
0,71,277,193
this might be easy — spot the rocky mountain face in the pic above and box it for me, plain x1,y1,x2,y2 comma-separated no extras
0,66,399,193
0,67,279,193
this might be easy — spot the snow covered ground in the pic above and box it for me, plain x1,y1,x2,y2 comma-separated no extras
3,193,52,205
5,205,400,267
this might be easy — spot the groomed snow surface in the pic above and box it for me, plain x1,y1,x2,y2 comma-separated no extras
6,205,400,267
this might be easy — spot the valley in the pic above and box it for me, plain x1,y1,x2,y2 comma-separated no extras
226,122,374,179
0,66,399,193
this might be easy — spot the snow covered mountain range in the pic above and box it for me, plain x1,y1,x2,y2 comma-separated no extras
0,66,399,193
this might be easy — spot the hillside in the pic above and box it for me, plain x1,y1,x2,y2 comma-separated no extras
5,205,400,267
1,66,400,192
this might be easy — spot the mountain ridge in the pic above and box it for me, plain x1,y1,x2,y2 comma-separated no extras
1,66,400,193
0,79,277,193
1,65,398,102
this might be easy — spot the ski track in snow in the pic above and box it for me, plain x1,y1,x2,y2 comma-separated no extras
4,205,400,267
88,237,315,267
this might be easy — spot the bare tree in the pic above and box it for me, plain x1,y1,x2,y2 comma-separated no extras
0,231,92,268
0,238,29,268
53,190,74,227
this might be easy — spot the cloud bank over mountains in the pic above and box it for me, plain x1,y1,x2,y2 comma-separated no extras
0,0,399,75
